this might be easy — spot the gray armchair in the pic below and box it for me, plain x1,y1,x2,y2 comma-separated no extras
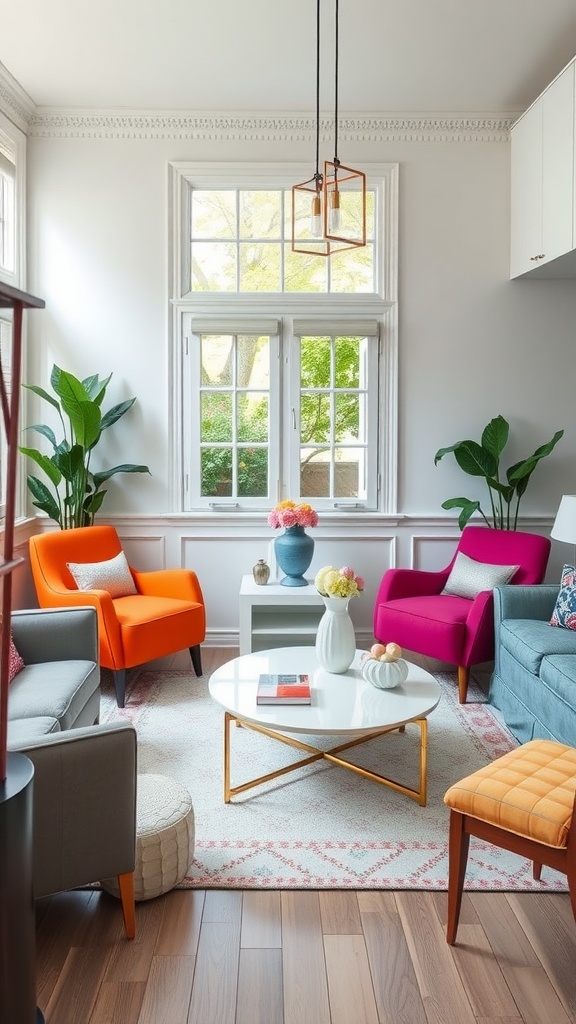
7,606,138,938
12,723,137,938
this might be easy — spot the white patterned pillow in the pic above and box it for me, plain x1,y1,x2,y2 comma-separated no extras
441,551,519,600
67,551,137,597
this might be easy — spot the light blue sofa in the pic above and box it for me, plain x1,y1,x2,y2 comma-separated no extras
489,584,576,745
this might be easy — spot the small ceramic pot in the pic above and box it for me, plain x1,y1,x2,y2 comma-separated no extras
252,559,270,585
362,657,408,690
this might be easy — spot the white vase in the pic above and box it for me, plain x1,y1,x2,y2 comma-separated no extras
315,596,356,673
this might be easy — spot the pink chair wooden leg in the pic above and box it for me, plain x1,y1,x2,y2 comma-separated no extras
457,666,470,704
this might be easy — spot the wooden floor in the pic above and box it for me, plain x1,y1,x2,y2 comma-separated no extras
36,647,576,1023
36,887,576,1023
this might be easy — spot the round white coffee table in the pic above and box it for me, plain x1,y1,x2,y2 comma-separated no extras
209,647,441,806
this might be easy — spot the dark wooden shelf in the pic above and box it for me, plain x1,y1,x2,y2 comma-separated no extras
0,281,45,780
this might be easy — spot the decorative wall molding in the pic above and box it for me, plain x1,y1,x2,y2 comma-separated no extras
26,111,516,143
0,63,36,133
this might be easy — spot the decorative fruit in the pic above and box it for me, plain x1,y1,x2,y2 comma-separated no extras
385,642,402,659
370,643,387,658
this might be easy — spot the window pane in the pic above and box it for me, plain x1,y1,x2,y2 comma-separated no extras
335,337,360,387
237,335,269,388
191,242,237,291
201,393,233,442
300,449,330,498
239,242,281,291
301,392,331,446
330,245,374,292
201,335,233,386
334,448,364,499
238,446,268,497
237,393,268,443
284,246,328,292
300,337,330,388
334,393,361,443
239,191,281,238
201,447,233,496
191,191,236,238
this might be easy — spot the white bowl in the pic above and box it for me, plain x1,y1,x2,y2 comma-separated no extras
361,657,408,690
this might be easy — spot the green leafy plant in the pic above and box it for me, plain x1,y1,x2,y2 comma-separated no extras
434,415,563,530
20,364,150,529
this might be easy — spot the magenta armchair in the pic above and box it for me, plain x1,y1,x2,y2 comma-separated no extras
373,526,551,703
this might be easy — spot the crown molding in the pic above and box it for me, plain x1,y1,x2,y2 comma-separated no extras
0,62,36,133
26,110,516,143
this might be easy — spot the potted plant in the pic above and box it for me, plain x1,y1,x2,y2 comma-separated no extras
434,415,563,530
20,364,150,529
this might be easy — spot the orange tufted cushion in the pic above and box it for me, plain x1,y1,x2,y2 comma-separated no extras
444,740,576,849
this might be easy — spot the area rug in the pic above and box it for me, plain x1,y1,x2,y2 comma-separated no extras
100,667,569,892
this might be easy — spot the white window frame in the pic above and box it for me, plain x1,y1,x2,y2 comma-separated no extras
169,162,399,516
0,111,26,289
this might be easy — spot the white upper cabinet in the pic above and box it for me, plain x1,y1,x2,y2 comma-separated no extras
510,59,576,279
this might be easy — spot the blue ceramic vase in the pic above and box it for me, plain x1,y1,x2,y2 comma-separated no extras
274,526,314,587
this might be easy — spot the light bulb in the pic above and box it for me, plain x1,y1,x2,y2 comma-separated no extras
310,194,322,237
329,189,341,232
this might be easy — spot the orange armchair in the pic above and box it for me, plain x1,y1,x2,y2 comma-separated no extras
28,525,206,708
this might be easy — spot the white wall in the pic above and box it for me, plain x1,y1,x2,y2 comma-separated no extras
18,124,576,642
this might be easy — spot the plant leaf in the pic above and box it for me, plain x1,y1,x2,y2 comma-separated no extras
434,442,464,466
453,441,497,478
26,476,62,525
507,430,564,483
19,447,62,487
21,383,60,413
481,416,509,459
21,423,58,448
100,398,136,431
92,464,150,488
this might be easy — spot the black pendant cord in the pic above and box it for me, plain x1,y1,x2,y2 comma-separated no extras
333,0,340,170
314,0,322,191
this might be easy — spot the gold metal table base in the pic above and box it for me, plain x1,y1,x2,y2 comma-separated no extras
223,712,429,806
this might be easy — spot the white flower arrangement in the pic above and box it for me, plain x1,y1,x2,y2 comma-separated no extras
315,565,365,599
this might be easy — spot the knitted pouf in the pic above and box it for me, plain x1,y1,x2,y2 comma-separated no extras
102,773,194,901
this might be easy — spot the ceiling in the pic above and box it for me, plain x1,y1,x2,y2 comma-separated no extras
2,0,576,116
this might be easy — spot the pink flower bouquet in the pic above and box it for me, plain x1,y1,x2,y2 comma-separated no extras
267,501,319,530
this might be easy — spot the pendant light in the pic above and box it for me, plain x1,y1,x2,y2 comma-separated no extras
291,0,367,256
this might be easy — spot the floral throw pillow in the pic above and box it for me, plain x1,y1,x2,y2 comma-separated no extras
550,564,576,631
9,635,25,682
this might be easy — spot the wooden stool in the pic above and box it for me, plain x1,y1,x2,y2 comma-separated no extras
443,739,576,944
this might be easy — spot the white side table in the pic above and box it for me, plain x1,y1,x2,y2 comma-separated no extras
238,574,324,655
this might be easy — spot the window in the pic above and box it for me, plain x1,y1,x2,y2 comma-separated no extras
171,163,398,515
0,147,15,275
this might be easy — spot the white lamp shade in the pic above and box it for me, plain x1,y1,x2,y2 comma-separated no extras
551,495,576,544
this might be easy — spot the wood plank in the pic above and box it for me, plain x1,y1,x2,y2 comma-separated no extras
137,956,195,1024
395,892,476,1024
236,948,283,1024
360,891,428,1024
241,891,282,948
319,890,362,934
88,981,146,1024
502,965,573,1024
323,934,379,1024
186,920,241,1024
202,889,243,924
43,947,111,1024
282,891,331,1024
507,892,576,1020
450,924,519,1017
36,891,99,1007
103,896,164,983
155,890,205,956
476,1018,522,1024
469,893,541,966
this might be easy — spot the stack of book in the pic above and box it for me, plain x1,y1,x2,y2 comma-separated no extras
256,673,311,705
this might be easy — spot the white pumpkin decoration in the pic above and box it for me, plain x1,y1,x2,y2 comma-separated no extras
362,657,408,690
